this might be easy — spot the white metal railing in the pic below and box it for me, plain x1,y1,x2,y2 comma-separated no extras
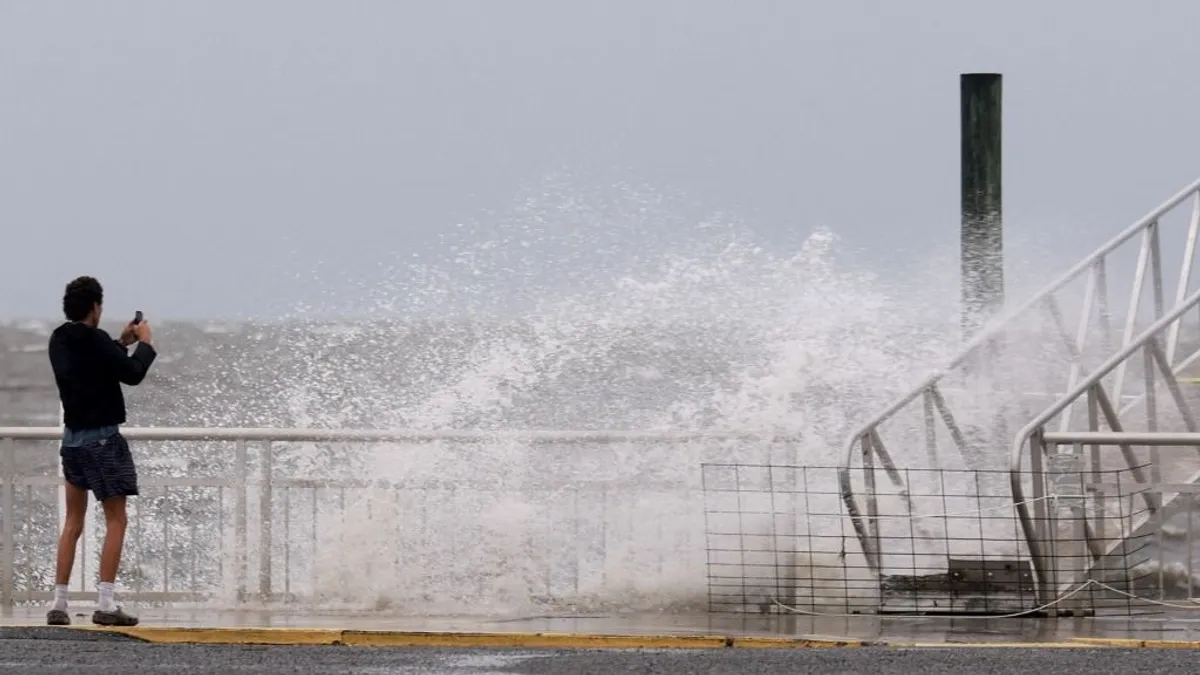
1032,431,1200,613
1008,286,1200,601
0,427,796,609
839,175,1200,578
0,428,796,443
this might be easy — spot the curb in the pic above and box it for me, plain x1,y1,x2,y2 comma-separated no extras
89,627,345,646
65,626,872,649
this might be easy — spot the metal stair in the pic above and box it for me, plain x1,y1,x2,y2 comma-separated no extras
839,176,1200,614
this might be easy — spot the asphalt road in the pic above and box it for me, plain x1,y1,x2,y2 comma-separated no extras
1,631,1199,675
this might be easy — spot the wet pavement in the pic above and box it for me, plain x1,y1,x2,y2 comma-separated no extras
6,605,1200,645
2,638,1200,675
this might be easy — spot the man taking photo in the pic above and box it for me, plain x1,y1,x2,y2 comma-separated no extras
45,276,155,627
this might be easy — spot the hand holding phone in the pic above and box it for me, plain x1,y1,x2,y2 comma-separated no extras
131,311,151,345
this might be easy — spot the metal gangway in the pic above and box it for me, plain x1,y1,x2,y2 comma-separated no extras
839,176,1200,615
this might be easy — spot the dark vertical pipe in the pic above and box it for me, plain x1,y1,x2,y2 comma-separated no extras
961,73,1004,338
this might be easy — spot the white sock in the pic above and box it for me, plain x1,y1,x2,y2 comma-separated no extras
97,582,116,612
52,585,68,612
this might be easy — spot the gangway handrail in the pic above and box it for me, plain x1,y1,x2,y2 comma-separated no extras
842,174,1200,461
1042,431,1200,445
0,427,799,444
839,175,1200,574
1007,285,1200,595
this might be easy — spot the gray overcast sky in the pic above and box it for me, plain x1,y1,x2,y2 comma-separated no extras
2,0,1199,321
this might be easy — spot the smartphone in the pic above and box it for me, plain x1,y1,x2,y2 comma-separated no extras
132,311,143,325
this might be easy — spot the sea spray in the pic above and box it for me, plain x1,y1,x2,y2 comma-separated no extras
201,177,964,613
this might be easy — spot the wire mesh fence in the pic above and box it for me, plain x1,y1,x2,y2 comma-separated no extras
702,461,1185,617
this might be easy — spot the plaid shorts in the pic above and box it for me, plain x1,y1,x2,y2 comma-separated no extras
60,432,139,502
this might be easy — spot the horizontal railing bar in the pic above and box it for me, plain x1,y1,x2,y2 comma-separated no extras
0,427,797,444
1043,432,1200,445
12,475,693,491
15,476,232,488
1072,482,1200,493
264,479,685,490
18,591,209,603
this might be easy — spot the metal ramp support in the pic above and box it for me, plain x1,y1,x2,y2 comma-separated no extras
839,175,1200,614
1009,293,1200,604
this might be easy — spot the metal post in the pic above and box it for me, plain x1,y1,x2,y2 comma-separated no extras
862,436,880,571
235,440,247,602
1,439,15,609
1028,431,1049,586
922,389,938,467
259,442,273,601
961,73,1004,338
1087,388,1104,543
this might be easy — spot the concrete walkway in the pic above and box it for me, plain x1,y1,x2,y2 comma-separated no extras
5,606,1200,648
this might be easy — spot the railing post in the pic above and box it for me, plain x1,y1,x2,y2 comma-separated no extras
1143,344,1161,486
862,436,880,572
1025,428,1051,603
235,439,247,602
1087,387,1104,544
1043,438,1090,614
259,441,273,601
1062,443,1089,615
1,438,14,609
922,389,938,467
1166,193,1199,363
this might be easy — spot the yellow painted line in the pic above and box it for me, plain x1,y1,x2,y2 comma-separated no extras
730,635,873,649
1071,637,1200,648
1135,641,1200,649
883,641,1098,649
340,630,729,649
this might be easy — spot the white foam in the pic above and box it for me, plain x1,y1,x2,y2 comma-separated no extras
192,175,965,613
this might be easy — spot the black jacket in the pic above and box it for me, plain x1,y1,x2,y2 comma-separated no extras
48,322,157,431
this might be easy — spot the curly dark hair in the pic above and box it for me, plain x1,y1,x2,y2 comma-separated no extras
63,276,103,322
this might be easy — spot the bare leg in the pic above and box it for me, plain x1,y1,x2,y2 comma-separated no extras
55,483,88,585
98,496,127,583
91,496,137,625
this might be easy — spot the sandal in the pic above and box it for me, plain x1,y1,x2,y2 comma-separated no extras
46,609,71,626
92,607,139,627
